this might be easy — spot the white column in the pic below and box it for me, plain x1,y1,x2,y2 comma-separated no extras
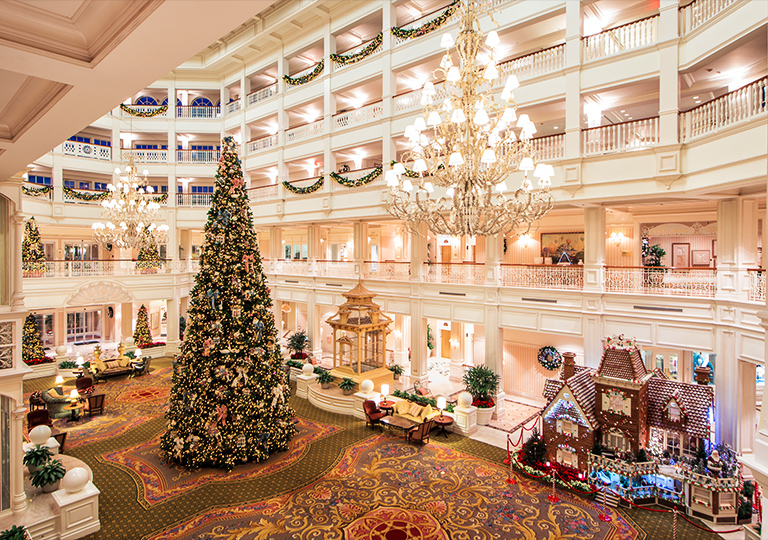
409,224,426,282
409,304,428,385
738,361,757,453
583,207,606,291
658,0,680,145
167,81,176,119
11,405,27,514
484,234,503,286
307,292,321,358
52,151,64,203
715,328,738,447
563,0,582,160
484,306,505,417
717,198,758,300
353,222,367,276
449,322,464,383
166,292,180,353
11,211,25,308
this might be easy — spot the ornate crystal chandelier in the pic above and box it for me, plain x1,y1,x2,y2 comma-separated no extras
386,0,555,237
92,154,169,250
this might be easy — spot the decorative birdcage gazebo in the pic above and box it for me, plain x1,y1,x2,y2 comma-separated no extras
326,281,393,388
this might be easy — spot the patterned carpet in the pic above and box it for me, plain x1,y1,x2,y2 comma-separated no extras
23,358,723,540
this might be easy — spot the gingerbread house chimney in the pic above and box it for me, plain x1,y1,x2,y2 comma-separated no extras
562,351,577,380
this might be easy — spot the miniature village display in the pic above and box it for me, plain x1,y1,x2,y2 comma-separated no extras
517,335,744,524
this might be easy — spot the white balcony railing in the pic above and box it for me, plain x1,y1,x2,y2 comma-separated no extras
62,141,111,161
226,99,241,115
749,269,765,303
605,266,716,298
333,101,385,131
176,193,213,206
393,83,450,116
583,15,659,62
532,134,565,161
317,261,357,278
272,259,310,275
128,149,168,163
583,117,659,156
247,135,277,154
424,263,485,285
363,262,410,281
680,0,739,35
63,188,106,205
393,4,461,47
247,184,278,202
501,264,584,290
176,105,221,119
177,149,221,163
121,105,167,118
23,260,172,278
286,120,325,144
497,44,565,82
680,78,767,142
247,84,278,107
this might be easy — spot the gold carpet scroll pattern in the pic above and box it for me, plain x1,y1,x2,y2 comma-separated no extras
149,435,637,539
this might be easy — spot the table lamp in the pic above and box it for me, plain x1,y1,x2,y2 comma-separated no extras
69,389,79,406
76,355,84,366
135,349,142,358
381,384,389,402
54,375,64,394
436,396,447,419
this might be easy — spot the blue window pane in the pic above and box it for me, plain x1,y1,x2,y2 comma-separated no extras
79,182,90,190
64,180,75,188
191,97,213,107
135,96,158,106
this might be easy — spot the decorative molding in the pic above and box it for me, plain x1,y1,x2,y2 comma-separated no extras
66,281,133,306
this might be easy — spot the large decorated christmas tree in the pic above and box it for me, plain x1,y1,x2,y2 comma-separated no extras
22,313,45,364
133,304,153,347
22,217,46,274
161,136,295,470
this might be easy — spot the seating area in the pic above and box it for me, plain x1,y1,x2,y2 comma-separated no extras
363,398,441,446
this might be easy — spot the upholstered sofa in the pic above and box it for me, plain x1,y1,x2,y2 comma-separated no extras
91,356,133,382
391,400,440,424
41,388,72,419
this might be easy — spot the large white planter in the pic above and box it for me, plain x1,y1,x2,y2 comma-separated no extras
57,368,79,379
141,345,167,359
23,363,57,380
476,407,494,426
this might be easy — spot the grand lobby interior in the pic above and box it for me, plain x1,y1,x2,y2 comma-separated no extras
0,0,767,538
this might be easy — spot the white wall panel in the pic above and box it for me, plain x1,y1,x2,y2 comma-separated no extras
604,318,653,343
740,333,765,363
657,323,714,351
500,309,538,330
540,313,582,335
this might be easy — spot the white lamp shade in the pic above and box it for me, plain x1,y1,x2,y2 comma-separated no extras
55,375,64,385
496,180,508,192
519,157,535,171
505,75,520,91
516,114,530,127
413,159,428,173
402,179,414,192
413,117,427,131
385,170,399,186
437,396,447,410
76,356,84,366
440,33,454,48
69,389,79,400
404,125,417,139
423,181,434,193
135,348,142,357
481,148,497,164
473,108,489,126
381,384,390,397
393,162,406,175
447,66,461,82
446,186,455,196
423,81,435,95
483,62,499,81
501,108,517,124
427,111,442,126
486,30,500,48
544,164,555,177
534,163,548,178
450,109,466,124
448,152,465,166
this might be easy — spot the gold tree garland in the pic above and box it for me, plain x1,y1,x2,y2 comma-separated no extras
330,34,383,65
120,103,169,117
330,166,383,187
282,176,324,194
283,60,324,86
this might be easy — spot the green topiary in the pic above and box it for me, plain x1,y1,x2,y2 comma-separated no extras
522,427,547,467
463,365,500,404
0,525,29,540
338,377,356,391
636,448,650,462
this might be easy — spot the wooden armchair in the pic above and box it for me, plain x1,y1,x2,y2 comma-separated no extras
84,393,105,417
407,419,434,445
363,400,386,429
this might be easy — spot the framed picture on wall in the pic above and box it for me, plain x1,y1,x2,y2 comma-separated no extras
671,243,690,267
540,232,585,264
691,250,710,266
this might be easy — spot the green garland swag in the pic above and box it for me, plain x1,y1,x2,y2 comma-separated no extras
388,160,442,178
538,346,563,370
152,193,168,203
283,176,324,194
283,60,324,86
330,166,382,188
391,0,459,40
330,34,383,65
63,186,109,202
22,185,53,197
120,103,168,117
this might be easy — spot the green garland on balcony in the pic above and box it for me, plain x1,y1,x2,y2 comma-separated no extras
330,166,383,188
282,176,324,194
119,103,168,117
330,33,383,65
388,160,442,178
152,193,168,203
283,60,324,86
391,0,459,40
22,185,53,197
63,186,110,202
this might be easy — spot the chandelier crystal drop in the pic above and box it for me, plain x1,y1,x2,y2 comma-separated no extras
386,0,555,237
92,154,169,250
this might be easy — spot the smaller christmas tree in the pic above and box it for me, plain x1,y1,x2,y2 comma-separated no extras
133,305,153,347
137,231,162,271
22,313,46,364
22,217,46,274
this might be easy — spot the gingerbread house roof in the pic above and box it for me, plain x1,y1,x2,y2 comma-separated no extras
647,378,714,439
597,348,648,381
543,367,598,428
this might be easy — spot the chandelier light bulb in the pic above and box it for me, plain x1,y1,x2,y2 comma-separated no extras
450,109,466,124
442,100,452,112
404,125,417,139
120,222,127,229
402,179,414,192
483,62,499,80
481,148,497,164
420,93,433,106
107,222,115,229
519,157,535,171
507,130,517,142
413,159,428,173
447,66,461,82
486,30,500,48
143,169,149,176
114,168,121,174
534,163,548,178
544,164,555,177
521,177,533,191
440,33,454,48
504,75,520,91
501,108,517,124
516,114,530,127
423,182,434,193
448,152,465,166
423,81,436,96
393,162,406,175
427,111,442,126
146,186,154,193
474,108,490,126
538,176,551,188
446,186,455,197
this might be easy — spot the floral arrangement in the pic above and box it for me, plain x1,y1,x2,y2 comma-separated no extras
391,388,455,412
22,185,53,197
119,103,168,117
391,1,459,40
63,186,109,202
283,176,324,194
604,334,639,352
330,166,382,188
537,346,562,370
330,33,383,65
472,398,495,409
283,60,324,86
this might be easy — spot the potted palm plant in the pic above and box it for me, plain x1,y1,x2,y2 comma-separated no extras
463,365,501,426
23,445,53,474
388,364,404,381
338,377,356,395
30,459,66,493
316,370,334,389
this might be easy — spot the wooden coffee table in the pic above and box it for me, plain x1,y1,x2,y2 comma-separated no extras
62,403,84,423
433,415,453,438
380,415,417,438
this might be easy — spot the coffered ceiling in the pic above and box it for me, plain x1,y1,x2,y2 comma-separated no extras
0,0,277,181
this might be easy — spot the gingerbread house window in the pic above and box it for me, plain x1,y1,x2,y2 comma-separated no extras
692,486,711,507
602,390,631,415
719,492,735,511
603,430,628,451
665,398,685,423
666,431,681,456
558,419,578,437
556,448,577,468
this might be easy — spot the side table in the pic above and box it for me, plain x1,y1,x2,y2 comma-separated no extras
62,403,84,423
433,415,453,438
379,400,395,416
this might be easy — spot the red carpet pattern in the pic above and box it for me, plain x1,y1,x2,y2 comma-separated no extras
149,434,639,540
100,417,340,508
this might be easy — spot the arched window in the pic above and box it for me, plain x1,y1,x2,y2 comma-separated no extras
191,97,213,107
161,97,182,107
135,96,157,106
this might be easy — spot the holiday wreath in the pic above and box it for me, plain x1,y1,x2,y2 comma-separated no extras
538,346,562,370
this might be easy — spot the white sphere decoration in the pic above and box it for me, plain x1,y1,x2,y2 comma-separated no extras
29,425,52,446
457,391,473,408
302,363,314,377
125,337,135,347
61,467,89,493
360,379,374,394
55,345,68,357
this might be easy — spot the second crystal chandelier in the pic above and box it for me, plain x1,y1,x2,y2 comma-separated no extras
386,0,555,237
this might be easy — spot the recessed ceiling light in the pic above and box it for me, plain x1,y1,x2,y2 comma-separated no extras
624,113,629,116
620,110,625,113
553,126,558,129
628,117,633,120
693,96,699,99
695,100,701,104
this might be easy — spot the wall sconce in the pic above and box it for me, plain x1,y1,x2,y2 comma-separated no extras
609,232,625,245
519,233,532,246
394,330,402,340
449,338,459,348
